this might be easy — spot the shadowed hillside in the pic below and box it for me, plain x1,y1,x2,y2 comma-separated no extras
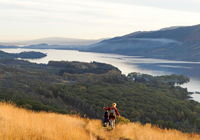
86,24,200,61
0,102,200,140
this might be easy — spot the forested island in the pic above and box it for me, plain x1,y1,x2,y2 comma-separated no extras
0,58,200,133
128,72,190,85
0,50,47,59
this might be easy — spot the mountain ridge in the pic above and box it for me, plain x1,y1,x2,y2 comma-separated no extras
86,24,200,61
126,24,200,42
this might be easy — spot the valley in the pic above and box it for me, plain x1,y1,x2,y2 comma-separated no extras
0,56,200,133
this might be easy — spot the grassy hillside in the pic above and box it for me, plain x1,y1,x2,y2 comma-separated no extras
1,59,200,133
0,102,200,140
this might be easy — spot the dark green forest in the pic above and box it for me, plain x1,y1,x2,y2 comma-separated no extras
0,58,200,133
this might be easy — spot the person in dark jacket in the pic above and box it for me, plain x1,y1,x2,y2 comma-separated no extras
103,110,109,127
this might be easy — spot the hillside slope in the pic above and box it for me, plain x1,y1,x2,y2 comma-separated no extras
126,24,200,42
86,24,200,61
1,59,200,133
0,102,199,140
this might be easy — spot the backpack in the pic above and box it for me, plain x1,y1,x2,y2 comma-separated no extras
110,108,116,117
103,111,109,123
104,111,109,118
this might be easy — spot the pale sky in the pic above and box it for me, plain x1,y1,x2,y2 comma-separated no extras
1,0,200,42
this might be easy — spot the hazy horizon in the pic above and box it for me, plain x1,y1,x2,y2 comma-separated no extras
1,0,200,42
0,37,105,43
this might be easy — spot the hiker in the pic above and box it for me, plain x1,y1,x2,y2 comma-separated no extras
103,103,120,129
103,110,109,127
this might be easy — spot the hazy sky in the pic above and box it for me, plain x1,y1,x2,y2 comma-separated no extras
1,0,200,42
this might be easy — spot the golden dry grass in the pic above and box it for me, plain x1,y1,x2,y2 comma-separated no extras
0,102,200,140
0,102,92,140
86,120,200,140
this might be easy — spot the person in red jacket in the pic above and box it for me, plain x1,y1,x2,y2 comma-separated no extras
103,103,120,119
103,103,120,129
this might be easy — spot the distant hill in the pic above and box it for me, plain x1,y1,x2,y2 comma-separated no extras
0,45,18,48
18,37,105,46
126,24,200,42
0,37,105,50
22,43,89,50
86,24,200,61
158,26,183,31
0,43,90,50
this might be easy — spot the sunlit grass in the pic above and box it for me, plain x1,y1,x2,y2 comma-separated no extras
0,102,91,140
0,102,199,140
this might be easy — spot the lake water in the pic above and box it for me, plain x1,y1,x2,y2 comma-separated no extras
2,48,200,102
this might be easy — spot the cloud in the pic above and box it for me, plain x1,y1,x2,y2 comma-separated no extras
0,0,123,24
95,0,200,13
1,0,200,24
0,0,200,41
